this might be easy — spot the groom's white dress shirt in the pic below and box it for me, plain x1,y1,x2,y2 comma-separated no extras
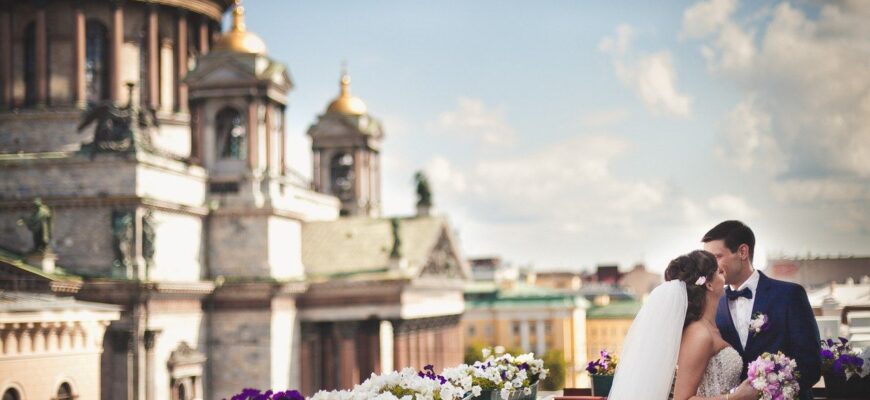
728,269,760,349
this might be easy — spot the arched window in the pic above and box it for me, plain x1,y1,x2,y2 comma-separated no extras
85,20,109,104
175,381,189,400
330,153,354,200
24,22,36,106
56,382,73,400
1,388,20,400
215,107,245,159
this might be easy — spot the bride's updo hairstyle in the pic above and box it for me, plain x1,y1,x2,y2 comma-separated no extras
664,250,718,328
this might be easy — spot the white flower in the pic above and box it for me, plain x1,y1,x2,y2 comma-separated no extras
500,388,511,399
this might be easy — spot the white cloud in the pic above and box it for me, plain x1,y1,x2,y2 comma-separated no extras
772,178,870,204
714,98,785,173
686,0,870,178
426,134,665,237
578,108,629,128
425,156,467,194
599,24,634,56
600,26,693,117
436,97,516,145
707,194,757,219
682,0,738,39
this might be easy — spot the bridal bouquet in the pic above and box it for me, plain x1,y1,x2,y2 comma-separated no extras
746,352,801,400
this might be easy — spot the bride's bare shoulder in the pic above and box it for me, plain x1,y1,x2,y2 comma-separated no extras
681,321,714,347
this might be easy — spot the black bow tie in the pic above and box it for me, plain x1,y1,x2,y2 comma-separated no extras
726,287,753,300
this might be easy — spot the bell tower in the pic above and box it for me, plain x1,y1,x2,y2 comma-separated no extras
308,70,384,217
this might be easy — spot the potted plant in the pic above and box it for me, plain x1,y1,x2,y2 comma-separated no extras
449,348,548,400
820,337,870,398
586,349,618,397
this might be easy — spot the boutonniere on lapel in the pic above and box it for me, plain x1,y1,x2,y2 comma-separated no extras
749,312,770,335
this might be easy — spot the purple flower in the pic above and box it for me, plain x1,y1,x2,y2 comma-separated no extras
226,388,303,400
821,349,834,359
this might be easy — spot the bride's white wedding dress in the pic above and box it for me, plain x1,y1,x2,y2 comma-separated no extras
695,347,742,396
607,281,743,400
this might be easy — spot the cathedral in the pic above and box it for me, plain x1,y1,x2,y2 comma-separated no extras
0,1,468,399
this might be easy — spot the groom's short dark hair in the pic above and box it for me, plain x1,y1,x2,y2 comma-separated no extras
702,220,755,262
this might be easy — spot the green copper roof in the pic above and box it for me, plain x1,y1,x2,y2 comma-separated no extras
0,246,80,282
586,300,642,319
464,283,589,309
302,215,450,279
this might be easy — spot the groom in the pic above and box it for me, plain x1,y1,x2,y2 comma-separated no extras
703,221,821,400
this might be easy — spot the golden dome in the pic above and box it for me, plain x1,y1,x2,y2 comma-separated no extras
214,0,267,55
327,73,368,116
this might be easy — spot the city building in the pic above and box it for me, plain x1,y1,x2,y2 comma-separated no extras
767,255,870,289
617,263,661,299
0,249,120,400
462,282,589,387
585,300,641,363
807,277,870,350
531,271,583,291
0,1,468,399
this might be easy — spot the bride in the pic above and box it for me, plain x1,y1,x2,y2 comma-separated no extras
608,250,758,400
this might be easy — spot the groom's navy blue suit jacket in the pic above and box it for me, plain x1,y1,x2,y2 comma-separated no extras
716,272,821,400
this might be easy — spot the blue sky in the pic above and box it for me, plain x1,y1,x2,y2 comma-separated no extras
240,0,870,273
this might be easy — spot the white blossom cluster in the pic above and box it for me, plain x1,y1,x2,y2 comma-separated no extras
310,367,478,400
308,350,548,400
441,349,548,399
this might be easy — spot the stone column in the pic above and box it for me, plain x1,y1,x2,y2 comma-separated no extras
353,148,363,201
264,103,272,172
393,331,408,370
34,4,47,106
190,102,203,164
198,16,209,54
279,107,287,175
247,99,258,170
109,1,124,103
0,7,12,108
378,320,394,374
520,320,530,353
336,322,359,389
72,3,86,107
312,150,322,190
175,10,188,112
535,318,546,356
144,330,160,400
146,4,158,109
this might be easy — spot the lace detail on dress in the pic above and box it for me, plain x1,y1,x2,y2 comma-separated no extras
697,347,743,396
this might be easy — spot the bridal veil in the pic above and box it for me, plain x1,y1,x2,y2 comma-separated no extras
607,280,688,400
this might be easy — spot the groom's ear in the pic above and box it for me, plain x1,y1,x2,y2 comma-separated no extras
737,243,750,260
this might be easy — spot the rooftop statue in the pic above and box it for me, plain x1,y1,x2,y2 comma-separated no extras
77,83,158,158
16,198,53,254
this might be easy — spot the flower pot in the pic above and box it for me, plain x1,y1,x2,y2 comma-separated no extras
824,373,870,398
591,374,614,397
469,381,538,400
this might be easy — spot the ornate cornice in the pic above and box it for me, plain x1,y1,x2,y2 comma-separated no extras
0,196,209,216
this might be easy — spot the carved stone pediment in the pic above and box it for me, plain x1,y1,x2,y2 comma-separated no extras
419,229,467,279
